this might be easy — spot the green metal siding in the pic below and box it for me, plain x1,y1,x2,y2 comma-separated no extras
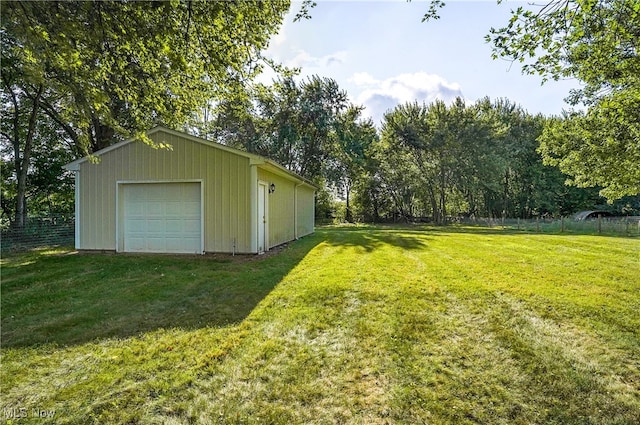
78,130,252,253
296,185,315,237
257,168,295,248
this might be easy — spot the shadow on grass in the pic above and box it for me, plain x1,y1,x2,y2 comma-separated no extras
0,235,322,348
423,223,639,238
320,223,638,239
318,226,430,252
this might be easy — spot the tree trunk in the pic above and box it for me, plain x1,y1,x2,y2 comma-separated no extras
372,194,380,223
345,180,352,223
438,162,447,224
428,186,439,224
91,119,116,152
503,169,510,217
13,85,44,228
38,97,83,156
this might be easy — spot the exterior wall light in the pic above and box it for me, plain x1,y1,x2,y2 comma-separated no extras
269,183,276,193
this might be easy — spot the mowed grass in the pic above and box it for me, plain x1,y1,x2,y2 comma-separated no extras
1,226,639,424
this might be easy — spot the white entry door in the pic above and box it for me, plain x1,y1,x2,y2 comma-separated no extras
122,182,202,253
258,182,267,253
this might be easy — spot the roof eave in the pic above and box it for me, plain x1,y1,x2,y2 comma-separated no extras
259,160,318,190
62,126,317,190
63,160,82,172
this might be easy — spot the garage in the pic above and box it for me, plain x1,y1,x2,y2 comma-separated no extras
65,126,316,254
119,182,202,254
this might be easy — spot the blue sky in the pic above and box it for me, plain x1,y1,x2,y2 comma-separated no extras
261,0,580,124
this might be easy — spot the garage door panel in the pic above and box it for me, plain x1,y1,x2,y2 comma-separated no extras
146,219,165,233
184,202,201,215
183,184,200,196
148,185,164,198
128,202,144,216
166,202,184,216
146,202,164,217
166,238,196,251
122,182,202,253
145,238,165,252
127,237,145,252
184,219,200,233
165,219,184,233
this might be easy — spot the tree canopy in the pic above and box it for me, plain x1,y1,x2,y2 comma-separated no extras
1,0,289,226
486,0,640,200
358,98,602,223
422,0,639,201
2,0,289,152
538,94,640,199
487,0,639,104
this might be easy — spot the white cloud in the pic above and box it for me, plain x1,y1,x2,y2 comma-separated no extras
323,52,346,67
286,49,348,69
266,10,293,51
350,72,465,124
348,72,379,86
256,48,348,86
271,23,288,48
287,50,314,68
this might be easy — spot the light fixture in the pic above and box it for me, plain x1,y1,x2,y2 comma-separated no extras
269,183,276,194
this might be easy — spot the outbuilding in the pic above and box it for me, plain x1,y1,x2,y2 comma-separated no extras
64,126,316,254
573,210,613,221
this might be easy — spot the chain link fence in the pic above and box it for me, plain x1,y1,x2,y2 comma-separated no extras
1,214,637,254
1,215,75,253
451,216,640,236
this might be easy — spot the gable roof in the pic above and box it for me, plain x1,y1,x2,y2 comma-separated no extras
64,126,317,189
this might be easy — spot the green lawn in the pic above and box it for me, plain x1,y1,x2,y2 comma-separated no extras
1,226,639,424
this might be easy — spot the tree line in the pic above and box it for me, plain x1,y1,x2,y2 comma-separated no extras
2,0,638,227
193,80,620,223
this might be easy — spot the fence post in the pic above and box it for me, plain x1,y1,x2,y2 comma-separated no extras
625,218,629,235
561,216,565,233
598,214,602,234
536,216,540,233
517,218,520,231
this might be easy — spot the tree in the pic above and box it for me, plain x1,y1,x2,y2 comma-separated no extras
538,94,640,200
487,0,639,102
192,93,261,153
369,97,602,222
240,75,348,181
2,1,289,152
379,102,434,221
485,0,640,200
1,0,288,226
379,98,499,223
421,0,639,201
351,143,389,223
0,77,75,224
475,98,601,217
380,100,465,223
289,76,348,180
329,106,378,222
1,38,45,227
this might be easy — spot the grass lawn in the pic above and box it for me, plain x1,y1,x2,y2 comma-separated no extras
1,226,639,424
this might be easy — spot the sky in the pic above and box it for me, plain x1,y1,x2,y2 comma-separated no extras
260,0,581,124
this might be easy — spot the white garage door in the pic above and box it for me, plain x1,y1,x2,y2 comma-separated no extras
122,182,202,253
